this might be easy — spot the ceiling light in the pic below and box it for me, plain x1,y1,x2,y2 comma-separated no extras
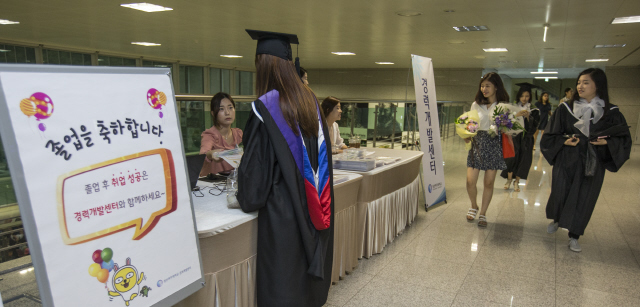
530,71,558,74
444,9,455,13
121,3,173,12
220,55,243,58
483,48,508,52
594,44,626,48
453,25,489,32
332,52,356,55
0,49,10,52
395,11,422,17
0,19,19,25
585,59,609,62
611,16,640,24
375,62,394,65
131,42,161,46
543,24,549,42
535,77,558,79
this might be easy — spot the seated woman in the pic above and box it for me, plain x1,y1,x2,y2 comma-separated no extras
199,92,243,176
321,96,348,153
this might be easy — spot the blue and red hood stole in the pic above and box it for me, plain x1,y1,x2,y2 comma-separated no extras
258,90,331,230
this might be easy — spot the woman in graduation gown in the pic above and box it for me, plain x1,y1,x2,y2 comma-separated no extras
501,87,540,191
541,68,631,252
238,29,334,307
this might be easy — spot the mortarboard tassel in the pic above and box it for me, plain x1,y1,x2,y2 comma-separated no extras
295,44,301,77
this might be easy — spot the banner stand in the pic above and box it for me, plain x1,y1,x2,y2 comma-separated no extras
411,55,447,208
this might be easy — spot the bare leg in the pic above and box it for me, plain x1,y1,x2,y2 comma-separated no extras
479,170,498,216
514,176,521,192
504,172,513,189
466,167,481,209
533,129,540,149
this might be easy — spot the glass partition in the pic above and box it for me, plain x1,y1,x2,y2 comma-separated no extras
0,44,36,64
98,55,136,67
43,48,92,65
175,95,468,151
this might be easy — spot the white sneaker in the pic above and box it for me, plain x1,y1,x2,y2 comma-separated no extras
569,238,582,252
547,222,559,234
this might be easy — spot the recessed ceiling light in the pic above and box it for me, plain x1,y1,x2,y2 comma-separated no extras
594,44,626,48
0,49,10,52
395,11,422,17
131,42,161,46
220,55,243,58
530,71,558,74
332,52,356,55
121,3,173,12
543,24,550,42
534,77,558,79
453,25,489,32
611,16,640,24
483,48,508,52
585,59,609,62
448,40,465,44
0,19,19,25
474,56,486,59
375,62,394,65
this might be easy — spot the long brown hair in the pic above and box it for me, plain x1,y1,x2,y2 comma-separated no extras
255,54,319,137
321,96,340,119
475,72,509,104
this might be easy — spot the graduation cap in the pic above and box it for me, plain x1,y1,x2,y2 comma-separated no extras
246,29,301,75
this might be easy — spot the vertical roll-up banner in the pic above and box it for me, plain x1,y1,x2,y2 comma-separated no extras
0,64,205,306
411,55,446,207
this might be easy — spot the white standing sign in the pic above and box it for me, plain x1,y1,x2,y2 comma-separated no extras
0,65,204,306
411,55,446,207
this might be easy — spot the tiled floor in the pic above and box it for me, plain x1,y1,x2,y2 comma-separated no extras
324,136,640,307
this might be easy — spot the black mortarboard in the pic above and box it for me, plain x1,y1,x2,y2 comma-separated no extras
246,29,301,75
246,29,299,61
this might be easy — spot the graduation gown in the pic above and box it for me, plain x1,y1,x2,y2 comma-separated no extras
501,108,540,180
540,102,631,236
237,90,334,307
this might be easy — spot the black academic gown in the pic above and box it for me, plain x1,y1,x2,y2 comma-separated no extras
237,98,334,307
541,102,631,236
501,108,540,180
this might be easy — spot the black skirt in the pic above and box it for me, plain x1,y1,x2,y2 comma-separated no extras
467,131,507,171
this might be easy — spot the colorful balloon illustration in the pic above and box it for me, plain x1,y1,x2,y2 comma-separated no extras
20,92,54,131
97,268,110,283
101,247,113,263
147,88,168,118
88,263,101,277
101,259,115,272
92,249,103,264
20,98,36,117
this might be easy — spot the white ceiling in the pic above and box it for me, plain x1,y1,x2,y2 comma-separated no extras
1,0,640,71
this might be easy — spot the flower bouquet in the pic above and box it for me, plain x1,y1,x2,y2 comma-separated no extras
490,103,525,158
455,109,480,151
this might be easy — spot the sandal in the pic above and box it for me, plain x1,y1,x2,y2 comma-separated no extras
514,182,521,192
504,179,512,190
466,208,478,221
478,215,488,227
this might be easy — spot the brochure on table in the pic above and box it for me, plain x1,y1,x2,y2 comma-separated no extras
411,55,446,207
0,64,204,307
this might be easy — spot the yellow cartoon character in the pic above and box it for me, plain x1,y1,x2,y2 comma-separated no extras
108,258,145,306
